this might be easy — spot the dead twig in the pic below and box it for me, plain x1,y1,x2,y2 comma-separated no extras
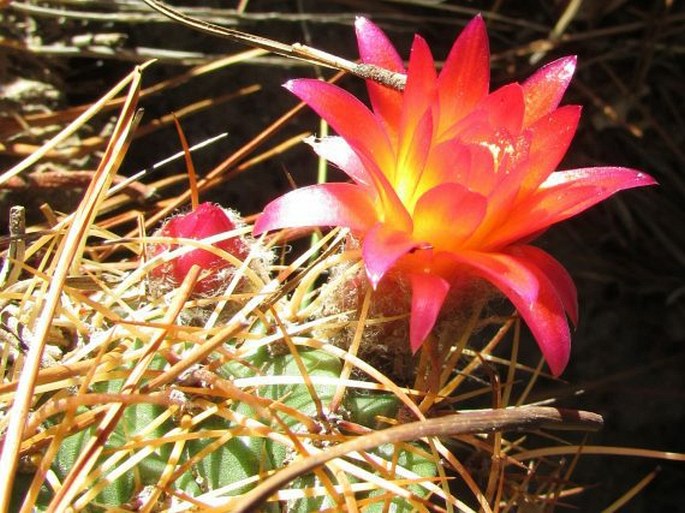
230,406,603,513
140,0,408,91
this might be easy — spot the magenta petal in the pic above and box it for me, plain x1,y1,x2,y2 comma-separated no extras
355,17,405,134
523,56,577,125
454,251,571,376
408,272,450,353
286,79,411,227
438,15,490,131
355,17,404,72
362,223,419,288
253,183,376,235
509,245,579,327
284,79,393,170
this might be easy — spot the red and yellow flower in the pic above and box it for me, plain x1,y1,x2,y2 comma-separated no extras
254,16,655,375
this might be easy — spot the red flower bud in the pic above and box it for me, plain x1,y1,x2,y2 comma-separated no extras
150,202,249,295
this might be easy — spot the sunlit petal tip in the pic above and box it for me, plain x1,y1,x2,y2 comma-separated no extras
354,16,372,33
283,78,328,97
409,273,450,353
354,16,404,71
304,135,374,188
546,55,578,78
544,166,658,189
634,171,659,186
465,12,486,32
283,78,319,94
523,55,578,125
457,14,489,56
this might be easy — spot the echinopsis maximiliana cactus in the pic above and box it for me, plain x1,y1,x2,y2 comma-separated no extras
29,13,655,513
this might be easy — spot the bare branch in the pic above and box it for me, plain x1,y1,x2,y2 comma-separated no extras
140,0,407,91
231,406,603,512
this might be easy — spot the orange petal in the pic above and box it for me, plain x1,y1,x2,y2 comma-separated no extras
410,139,474,200
395,35,437,197
457,83,526,142
413,183,487,250
396,109,434,203
401,35,437,132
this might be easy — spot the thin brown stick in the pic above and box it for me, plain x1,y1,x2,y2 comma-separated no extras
229,406,603,513
140,0,407,91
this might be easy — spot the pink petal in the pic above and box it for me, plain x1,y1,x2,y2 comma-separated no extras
412,183,487,250
520,105,581,192
490,167,657,247
510,245,578,326
306,136,373,189
522,56,577,126
438,15,490,134
362,222,419,288
284,79,394,171
253,183,376,235
543,166,657,190
408,272,451,353
454,251,571,376
355,17,405,137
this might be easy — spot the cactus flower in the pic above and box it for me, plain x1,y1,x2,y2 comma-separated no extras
253,16,656,375
151,202,249,295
